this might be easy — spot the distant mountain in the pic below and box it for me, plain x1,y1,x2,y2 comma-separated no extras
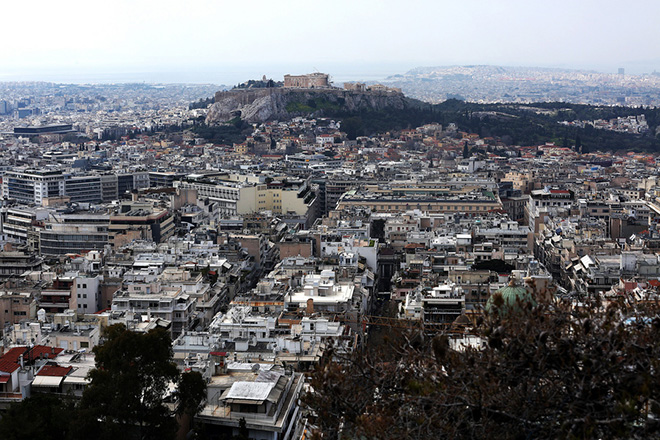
381,65,660,106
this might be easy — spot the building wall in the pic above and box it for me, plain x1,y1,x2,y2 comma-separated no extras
278,242,313,259
74,276,101,314
65,176,103,203
40,223,109,256
337,198,501,215
283,73,330,88
0,293,36,326
236,186,259,215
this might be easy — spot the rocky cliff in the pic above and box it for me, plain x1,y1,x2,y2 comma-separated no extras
206,87,426,124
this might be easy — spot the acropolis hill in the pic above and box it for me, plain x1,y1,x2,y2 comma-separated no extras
206,73,426,124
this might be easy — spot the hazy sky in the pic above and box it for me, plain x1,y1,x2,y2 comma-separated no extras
2,0,659,84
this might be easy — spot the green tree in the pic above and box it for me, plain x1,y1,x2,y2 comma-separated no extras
342,116,364,140
76,324,179,440
472,258,515,273
234,418,249,440
370,219,386,241
0,393,75,440
463,141,470,159
176,371,207,436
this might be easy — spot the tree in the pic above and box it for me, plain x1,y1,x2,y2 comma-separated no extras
342,116,364,140
472,259,515,273
0,393,76,440
175,371,207,436
463,141,470,159
234,418,249,440
76,324,180,440
371,219,386,241
304,298,660,439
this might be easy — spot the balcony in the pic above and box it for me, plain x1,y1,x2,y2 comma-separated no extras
0,392,23,402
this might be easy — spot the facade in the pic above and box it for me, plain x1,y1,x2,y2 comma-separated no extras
337,192,502,215
117,172,150,197
149,171,181,188
0,291,37,326
335,180,502,215
100,174,119,202
1,207,48,249
175,174,317,222
0,252,44,278
402,282,465,324
525,188,575,233
283,73,330,88
40,289,73,314
13,124,74,136
174,176,260,217
65,175,103,203
2,170,151,206
110,206,175,244
40,214,110,255
285,270,355,314
199,371,304,440
111,287,196,336
2,169,66,205
73,275,102,314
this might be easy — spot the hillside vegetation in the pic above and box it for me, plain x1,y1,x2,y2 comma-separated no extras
325,100,660,151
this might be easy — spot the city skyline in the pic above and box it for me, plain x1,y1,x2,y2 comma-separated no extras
2,0,660,84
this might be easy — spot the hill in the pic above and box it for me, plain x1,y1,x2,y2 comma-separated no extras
205,87,428,124
195,87,660,151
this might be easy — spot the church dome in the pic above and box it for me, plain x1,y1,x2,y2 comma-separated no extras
486,279,537,315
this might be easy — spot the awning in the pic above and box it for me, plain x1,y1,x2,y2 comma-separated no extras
62,376,89,385
0,375,10,383
32,375,64,387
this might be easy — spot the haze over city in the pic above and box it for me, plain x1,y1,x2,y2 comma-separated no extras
4,1,660,439
3,0,660,84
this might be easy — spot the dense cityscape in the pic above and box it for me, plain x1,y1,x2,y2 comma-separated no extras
0,65,660,439
383,65,660,106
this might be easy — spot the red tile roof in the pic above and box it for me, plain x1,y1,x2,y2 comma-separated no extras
0,346,63,373
37,365,73,377
404,243,426,249
0,359,19,374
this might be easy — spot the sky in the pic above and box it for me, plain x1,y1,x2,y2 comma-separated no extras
2,0,659,84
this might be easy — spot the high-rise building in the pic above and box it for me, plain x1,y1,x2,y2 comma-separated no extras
2,169,66,205
2,170,150,205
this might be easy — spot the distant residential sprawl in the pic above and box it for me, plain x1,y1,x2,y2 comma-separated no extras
0,73,660,439
382,65,660,106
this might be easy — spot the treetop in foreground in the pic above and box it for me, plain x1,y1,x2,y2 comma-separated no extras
305,298,660,439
